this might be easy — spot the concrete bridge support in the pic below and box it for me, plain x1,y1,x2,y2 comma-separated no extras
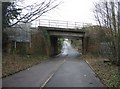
82,36,89,54
38,26,87,56
50,36,58,56
82,37,86,54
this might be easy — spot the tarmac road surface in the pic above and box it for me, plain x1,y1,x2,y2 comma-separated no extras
3,40,104,87
44,40,104,87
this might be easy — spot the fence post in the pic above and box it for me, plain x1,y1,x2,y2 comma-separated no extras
75,22,76,28
14,41,16,49
49,20,50,27
39,19,40,26
66,21,68,28
35,20,37,27
30,30,32,48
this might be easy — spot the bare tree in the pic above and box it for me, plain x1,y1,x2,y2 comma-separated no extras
2,0,61,53
93,0,120,65
6,0,61,27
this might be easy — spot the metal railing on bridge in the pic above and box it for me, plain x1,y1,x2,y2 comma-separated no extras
32,19,92,29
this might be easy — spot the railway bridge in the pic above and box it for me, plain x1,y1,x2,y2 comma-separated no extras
34,19,90,56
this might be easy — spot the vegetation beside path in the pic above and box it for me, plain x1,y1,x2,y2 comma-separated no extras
2,54,49,78
71,25,120,87
83,54,120,87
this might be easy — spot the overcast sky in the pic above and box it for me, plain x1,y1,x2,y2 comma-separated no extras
40,0,99,25
22,0,100,25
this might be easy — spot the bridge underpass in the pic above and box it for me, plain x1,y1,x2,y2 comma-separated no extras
3,19,104,87
38,26,88,56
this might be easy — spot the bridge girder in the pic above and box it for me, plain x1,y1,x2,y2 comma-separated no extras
38,26,87,56
48,31,84,38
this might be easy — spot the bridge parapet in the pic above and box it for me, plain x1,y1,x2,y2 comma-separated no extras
37,22,89,55
38,26,86,38
32,19,92,29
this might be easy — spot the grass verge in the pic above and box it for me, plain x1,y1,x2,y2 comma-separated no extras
83,53,120,87
2,53,49,78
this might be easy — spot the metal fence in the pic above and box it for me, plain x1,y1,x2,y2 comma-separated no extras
32,19,92,29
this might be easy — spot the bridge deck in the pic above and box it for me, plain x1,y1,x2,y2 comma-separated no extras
39,26,85,33
38,26,85,38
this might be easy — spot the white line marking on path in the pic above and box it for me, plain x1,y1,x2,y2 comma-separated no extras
40,59,66,89
41,73,55,88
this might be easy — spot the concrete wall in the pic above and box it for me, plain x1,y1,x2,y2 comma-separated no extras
50,36,58,56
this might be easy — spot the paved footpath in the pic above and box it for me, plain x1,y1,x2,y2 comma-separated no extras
45,55,104,87
2,57,65,87
3,46,104,88
43,42,104,87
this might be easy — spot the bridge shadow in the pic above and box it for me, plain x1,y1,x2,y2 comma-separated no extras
52,38,83,62
38,26,87,57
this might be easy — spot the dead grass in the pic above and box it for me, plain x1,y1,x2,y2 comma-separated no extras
2,53,49,77
83,54,119,87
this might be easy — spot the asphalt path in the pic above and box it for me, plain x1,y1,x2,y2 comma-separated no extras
44,40,104,87
3,40,104,88
2,57,65,87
